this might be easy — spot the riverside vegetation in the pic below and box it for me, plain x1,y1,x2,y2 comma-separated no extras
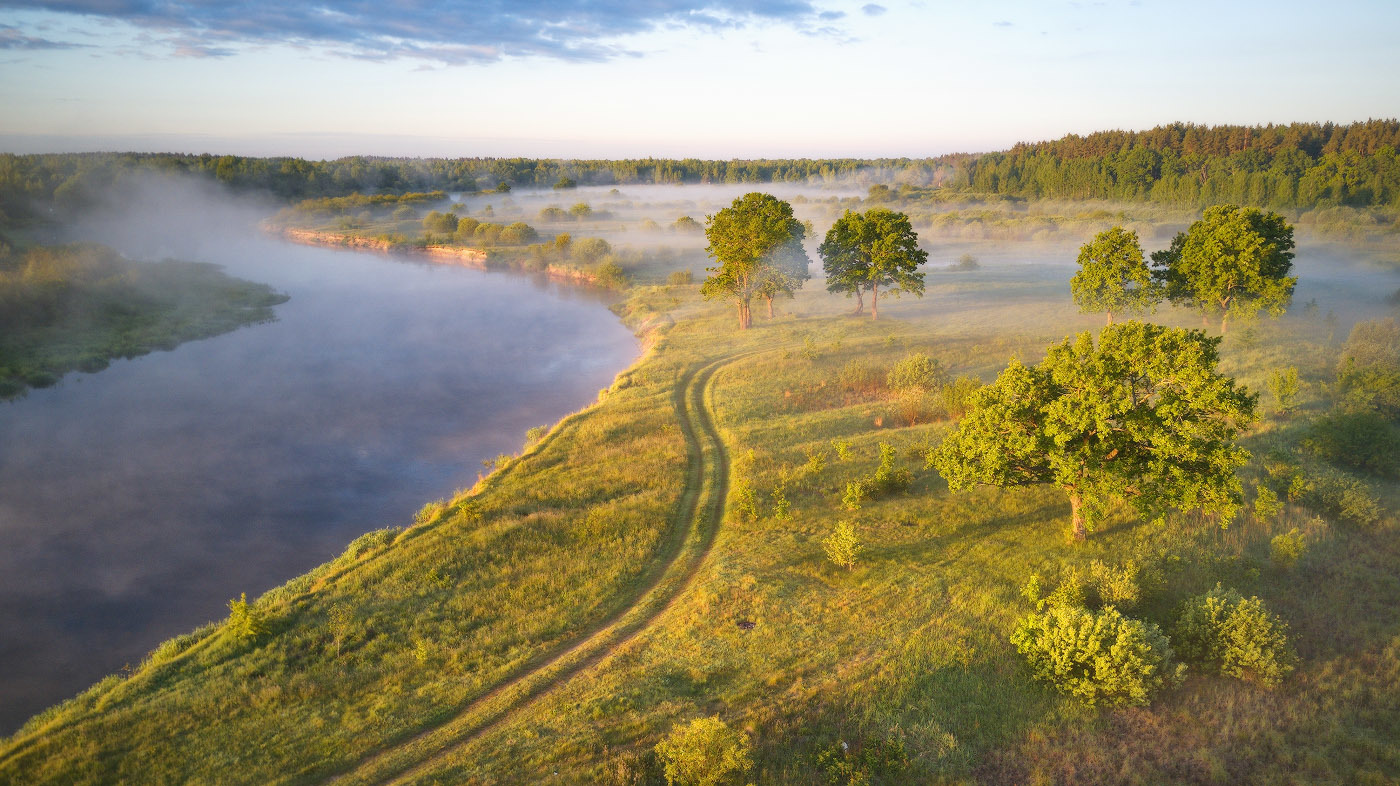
0,240,288,399
2,148,1400,783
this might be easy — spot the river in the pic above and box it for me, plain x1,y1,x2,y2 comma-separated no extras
0,186,639,732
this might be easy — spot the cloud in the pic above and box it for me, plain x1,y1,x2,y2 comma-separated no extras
861,3,887,15
993,20,1014,27
0,23,86,49
0,1,843,64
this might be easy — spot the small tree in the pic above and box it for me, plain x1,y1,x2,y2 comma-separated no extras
1173,585,1297,687
823,520,863,570
702,193,805,329
933,322,1256,540
1152,204,1297,334
226,593,266,642
1071,226,1156,325
1268,366,1300,413
654,716,753,786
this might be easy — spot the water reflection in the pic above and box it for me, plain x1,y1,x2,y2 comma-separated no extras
0,199,638,732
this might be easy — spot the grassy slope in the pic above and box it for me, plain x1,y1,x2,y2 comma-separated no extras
2,258,1398,784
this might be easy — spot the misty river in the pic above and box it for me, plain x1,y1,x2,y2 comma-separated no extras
0,186,639,732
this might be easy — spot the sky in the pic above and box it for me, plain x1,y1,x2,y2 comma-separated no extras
0,0,1397,160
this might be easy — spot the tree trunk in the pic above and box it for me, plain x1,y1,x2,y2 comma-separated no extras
871,282,879,320
852,286,864,315
1106,310,1114,326
1069,493,1087,541
737,301,746,330
1220,313,1228,335
766,296,774,319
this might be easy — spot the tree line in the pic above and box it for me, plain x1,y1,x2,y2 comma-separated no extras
3,120,1397,224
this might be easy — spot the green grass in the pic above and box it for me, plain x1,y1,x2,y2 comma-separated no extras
2,242,1398,784
0,243,288,398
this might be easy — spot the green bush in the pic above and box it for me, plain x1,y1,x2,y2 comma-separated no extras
1010,604,1183,706
225,593,267,642
1304,411,1400,478
937,375,983,420
1306,468,1382,527
822,520,862,571
1173,585,1297,687
1268,366,1300,413
1270,527,1306,569
1254,484,1284,521
886,352,945,394
865,442,911,495
654,716,753,786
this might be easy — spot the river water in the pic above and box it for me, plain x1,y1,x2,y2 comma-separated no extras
0,188,639,732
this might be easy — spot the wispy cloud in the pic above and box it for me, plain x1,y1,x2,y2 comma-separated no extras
0,22,86,49
861,3,887,15
0,1,846,64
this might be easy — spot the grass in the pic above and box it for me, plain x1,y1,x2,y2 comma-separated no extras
2,223,1399,783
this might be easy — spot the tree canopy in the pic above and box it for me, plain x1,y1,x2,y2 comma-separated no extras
818,208,927,320
1151,204,1297,333
701,192,805,329
932,321,1256,540
1071,226,1155,325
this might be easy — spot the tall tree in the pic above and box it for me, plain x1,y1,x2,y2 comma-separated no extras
819,208,928,320
701,192,806,329
932,322,1256,540
1071,226,1156,325
1151,204,1297,333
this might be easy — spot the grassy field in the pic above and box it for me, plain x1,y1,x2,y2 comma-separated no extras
2,204,1398,783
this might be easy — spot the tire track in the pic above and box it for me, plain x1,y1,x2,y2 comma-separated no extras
318,354,740,786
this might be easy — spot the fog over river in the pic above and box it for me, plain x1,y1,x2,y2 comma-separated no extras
0,183,638,732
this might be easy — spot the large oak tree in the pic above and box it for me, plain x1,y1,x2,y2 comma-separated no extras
932,322,1256,540
1151,204,1296,334
701,193,806,329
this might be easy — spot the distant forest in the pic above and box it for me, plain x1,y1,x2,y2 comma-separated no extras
2,120,1397,222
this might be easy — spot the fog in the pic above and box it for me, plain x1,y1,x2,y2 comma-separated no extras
0,177,638,732
5,177,1398,734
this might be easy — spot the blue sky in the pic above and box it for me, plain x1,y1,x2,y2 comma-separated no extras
1,1,1396,159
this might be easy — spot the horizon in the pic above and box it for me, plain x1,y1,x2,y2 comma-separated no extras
2,1,1397,160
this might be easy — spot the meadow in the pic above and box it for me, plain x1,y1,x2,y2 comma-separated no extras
2,183,1398,784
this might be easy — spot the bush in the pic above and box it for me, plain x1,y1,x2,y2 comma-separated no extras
455,216,480,239
668,269,694,285
839,359,884,397
822,520,862,571
1337,318,1400,416
226,593,267,642
937,375,983,420
886,352,945,394
1254,484,1283,521
1268,366,1300,413
1270,527,1306,569
498,221,538,245
1306,468,1383,527
1011,604,1183,706
572,237,612,264
1173,585,1297,687
654,716,753,786
1304,411,1400,478
866,442,911,495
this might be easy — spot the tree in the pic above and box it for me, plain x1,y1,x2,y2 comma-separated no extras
1011,604,1183,706
753,234,811,318
654,716,753,786
822,520,862,570
932,321,1256,540
1071,226,1156,325
818,208,927,320
702,192,805,330
1151,204,1297,333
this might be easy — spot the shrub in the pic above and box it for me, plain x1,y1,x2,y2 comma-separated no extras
1010,604,1183,706
654,716,753,786
1254,484,1283,521
594,258,628,289
572,237,612,264
1336,318,1400,416
1304,411,1400,478
865,442,911,495
226,593,267,642
822,520,862,571
1088,559,1146,611
1306,468,1382,527
1268,366,1300,413
668,269,694,285
951,253,980,271
842,480,866,511
1173,585,1297,687
454,216,480,239
498,221,538,244
1270,527,1306,569
886,352,945,394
